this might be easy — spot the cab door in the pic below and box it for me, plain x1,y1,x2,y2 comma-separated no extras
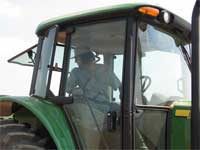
63,19,127,150
133,21,191,149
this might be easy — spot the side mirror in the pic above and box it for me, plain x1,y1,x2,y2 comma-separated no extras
8,44,37,67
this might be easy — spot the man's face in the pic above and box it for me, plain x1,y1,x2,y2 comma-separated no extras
75,56,88,66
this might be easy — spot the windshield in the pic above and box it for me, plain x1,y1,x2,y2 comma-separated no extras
136,22,191,106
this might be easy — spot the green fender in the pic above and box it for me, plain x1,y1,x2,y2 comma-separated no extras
0,96,75,150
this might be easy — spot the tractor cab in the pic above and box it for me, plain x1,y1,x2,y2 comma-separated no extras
3,2,199,150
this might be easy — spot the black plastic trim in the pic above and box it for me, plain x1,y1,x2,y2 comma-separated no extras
136,105,170,111
30,37,44,95
121,16,136,149
59,30,72,96
166,110,172,149
180,45,191,71
191,0,200,149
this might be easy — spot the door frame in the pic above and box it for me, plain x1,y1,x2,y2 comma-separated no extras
121,16,137,149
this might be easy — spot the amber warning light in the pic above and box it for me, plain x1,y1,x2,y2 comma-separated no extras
138,7,160,17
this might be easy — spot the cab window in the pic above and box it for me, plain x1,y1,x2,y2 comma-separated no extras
137,22,191,106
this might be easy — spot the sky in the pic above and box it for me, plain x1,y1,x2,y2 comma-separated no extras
0,0,196,96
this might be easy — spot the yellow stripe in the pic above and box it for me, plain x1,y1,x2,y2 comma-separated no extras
175,110,191,117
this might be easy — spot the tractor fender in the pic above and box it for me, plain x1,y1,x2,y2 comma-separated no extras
0,95,75,150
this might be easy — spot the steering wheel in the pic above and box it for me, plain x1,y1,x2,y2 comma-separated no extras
141,75,151,93
94,54,101,63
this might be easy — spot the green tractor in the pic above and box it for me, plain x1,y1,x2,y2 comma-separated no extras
0,1,199,150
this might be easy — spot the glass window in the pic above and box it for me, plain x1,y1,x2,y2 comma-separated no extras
34,27,58,97
113,54,123,103
135,109,167,149
137,22,191,106
64,20,126,149
49,44,65,95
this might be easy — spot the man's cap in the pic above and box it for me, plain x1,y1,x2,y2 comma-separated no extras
76,51,95,63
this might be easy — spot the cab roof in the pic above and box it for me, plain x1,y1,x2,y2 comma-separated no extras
36,2,191,40
35,3,145,34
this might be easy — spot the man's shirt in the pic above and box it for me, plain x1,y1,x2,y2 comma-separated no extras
66,64,120,103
